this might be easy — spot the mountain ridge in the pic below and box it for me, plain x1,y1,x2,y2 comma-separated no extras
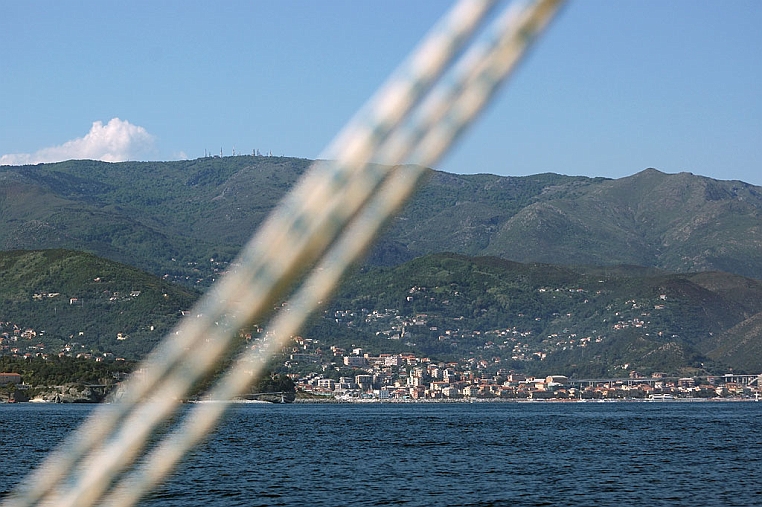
2,158,761,284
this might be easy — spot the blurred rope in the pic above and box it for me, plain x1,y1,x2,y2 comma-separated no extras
1,1,563,506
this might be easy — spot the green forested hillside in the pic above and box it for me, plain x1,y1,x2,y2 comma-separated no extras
308,254,762,376
3,250,762,375
478,169,762,276
2,158,762,284
0,157,310,286
0,250,198,358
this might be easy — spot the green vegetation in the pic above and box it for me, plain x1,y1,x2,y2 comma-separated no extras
301,253,762,376
0,156,310,287
251,373,296,402
0,355,133,386
3,249,762,379
0,249,198,359
3,159,762,286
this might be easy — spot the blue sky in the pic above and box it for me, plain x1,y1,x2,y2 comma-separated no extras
2,1,760,185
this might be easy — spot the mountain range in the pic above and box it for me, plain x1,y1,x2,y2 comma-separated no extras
2,157,761,285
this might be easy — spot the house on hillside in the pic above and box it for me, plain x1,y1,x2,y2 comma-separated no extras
0,372,22,385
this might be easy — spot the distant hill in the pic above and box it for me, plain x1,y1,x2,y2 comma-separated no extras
2,158,761,283
0,249,198,359
318,253,762,376
0,157,310,286
383,168,762,277
3,250,762,375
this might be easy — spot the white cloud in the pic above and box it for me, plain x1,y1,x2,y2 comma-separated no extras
0,118,156,165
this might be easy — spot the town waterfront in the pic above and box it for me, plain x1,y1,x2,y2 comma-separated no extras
2,401,761,506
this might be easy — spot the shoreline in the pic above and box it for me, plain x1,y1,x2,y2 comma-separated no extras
293,395,760,404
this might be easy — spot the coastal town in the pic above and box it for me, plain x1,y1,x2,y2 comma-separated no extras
4,241,762,405
2,316,762,403
3,329,761,402
289,344,762,402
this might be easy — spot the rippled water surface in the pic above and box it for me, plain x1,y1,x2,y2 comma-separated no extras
2,401,761,506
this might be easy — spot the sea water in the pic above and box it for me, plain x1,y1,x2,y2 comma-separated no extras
1,401,761,506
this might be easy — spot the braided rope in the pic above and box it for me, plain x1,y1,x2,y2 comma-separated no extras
1,1,563,506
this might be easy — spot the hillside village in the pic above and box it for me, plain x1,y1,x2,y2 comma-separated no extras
0,261,675,369
325,281,658,365
0,285,158,360
0,323,115,362
2,332,760,403
2,270,762,399
0,279,679,376
0,286,760,401
3,246,762,401
3,310,761,403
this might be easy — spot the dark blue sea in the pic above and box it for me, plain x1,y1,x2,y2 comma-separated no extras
2,401,761,506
